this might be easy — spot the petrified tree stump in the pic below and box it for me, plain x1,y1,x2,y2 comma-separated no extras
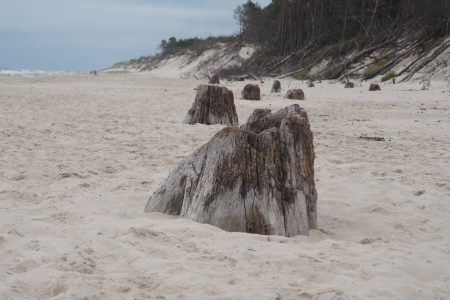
345,82,355,88
246,109,272,124
271,80,281,93
242,84,261,100
369,83,381,91
285,89,305,100
146,104,318,237
183,84,239,126
209,74,220,84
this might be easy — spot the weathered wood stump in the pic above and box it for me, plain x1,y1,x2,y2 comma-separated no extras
271,80,281,93
242,84,261,100
285,89,305,100
246,109,272,124
183,84,239,126
146,104,318,237
369,83,381,91
345,82,355,88
209,74,220,84
308,81,315,87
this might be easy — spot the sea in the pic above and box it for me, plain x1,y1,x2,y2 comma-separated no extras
0,68,82,77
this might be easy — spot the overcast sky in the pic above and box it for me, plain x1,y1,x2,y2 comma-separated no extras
0,0,270,71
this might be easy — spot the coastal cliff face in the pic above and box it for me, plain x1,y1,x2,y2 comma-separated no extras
105,42,256,79
105,36,450,83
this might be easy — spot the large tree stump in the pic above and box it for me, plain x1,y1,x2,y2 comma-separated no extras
242,84,261,100
209,74,220,84
183,85,239,126
369,83,381,91
246,109,272,124
271,80,281,93
285,89,305,100
146,104,318,237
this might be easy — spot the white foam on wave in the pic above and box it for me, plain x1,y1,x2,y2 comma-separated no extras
0,68,80,77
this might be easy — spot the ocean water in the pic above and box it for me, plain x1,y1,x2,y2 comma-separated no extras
0,69,80,77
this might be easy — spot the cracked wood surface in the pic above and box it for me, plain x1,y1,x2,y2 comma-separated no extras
241,84,261,100
146,104,317,237
183,84,238,126
285,89,305,100
271,80,281,93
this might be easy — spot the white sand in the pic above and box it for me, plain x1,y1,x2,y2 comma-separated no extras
0,74,449,299
106,44,252,80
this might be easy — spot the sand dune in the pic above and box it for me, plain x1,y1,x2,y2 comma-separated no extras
0,74,449,299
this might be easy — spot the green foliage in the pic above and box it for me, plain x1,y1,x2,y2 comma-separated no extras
158,36,237,55
381,71,397,82
292,71,311,81
363,57,390,76
159,37,201,53
234,0,282,45
216,65,246,78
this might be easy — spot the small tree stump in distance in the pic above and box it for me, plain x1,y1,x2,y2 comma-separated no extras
369,83,381,91
183,84,239,126
271,80,281,92
209,74,220,84
242,84,261,100
146,104,318,237
345,82,355,88
308,81,315,87
285,89,305,100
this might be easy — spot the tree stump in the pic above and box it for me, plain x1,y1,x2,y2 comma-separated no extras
146,104,318,237
271,80,281,93
308,81,315,87
183,85,239,126
345,82,355,88
285,89,305,100
369,83,381,91
209,74,220,84
242,84,261,100
246,109,272,124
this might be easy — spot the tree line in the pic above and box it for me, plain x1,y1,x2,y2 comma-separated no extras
235,0,450,55
159,36,237,55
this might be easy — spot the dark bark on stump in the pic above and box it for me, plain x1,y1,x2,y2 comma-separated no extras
285,89,305,100
146,104,318,237
271,80,281,93
184,85,239,126
369,84,381,91
246,109,272,124
242,84,261,100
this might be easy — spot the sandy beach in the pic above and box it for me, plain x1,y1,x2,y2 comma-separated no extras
0,74,449,299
